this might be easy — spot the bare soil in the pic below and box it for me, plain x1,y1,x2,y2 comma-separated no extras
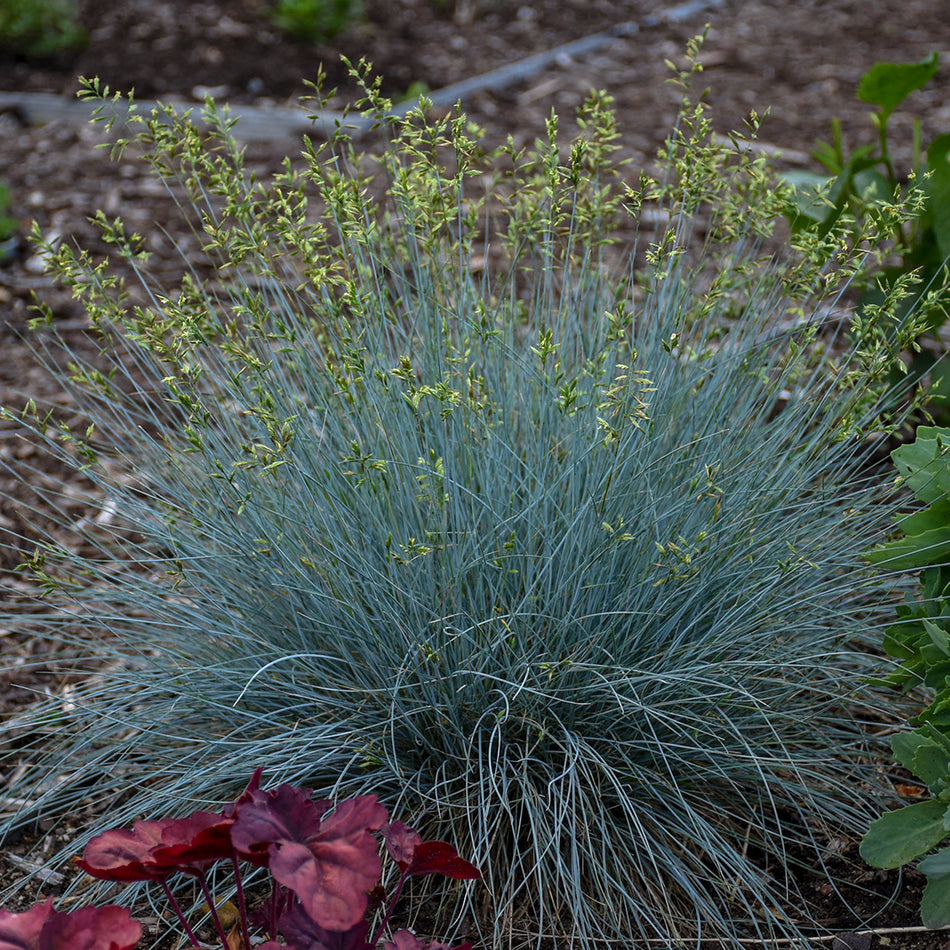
3,0,950,946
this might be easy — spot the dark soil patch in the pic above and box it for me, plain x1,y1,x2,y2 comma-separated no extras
2,0,638,103
4,0,950,946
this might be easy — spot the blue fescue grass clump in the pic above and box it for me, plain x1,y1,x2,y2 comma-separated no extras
0,62,928,949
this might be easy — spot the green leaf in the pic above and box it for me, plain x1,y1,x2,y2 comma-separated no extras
921,659,950,695
927,134,950,260
852,167,891,201
881,631,924,664
922,873,950,928
893,730,928,773
860,800,950,868
899,499,950,540
920,691,950,730
867,530,950,571
927,619,950,657
915,742,950,793
920,846,950,878
858,53,940,121
782,148,883,236
780,170,834,229
867,428,950,572
893,427,950,504
893,731,950,786
922,724,950,757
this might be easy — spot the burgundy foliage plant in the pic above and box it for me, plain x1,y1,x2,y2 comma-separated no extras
1,771,479,950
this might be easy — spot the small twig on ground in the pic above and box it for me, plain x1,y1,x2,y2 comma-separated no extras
635,922,950,946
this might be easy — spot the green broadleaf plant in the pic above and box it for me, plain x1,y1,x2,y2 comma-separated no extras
0,50,929,950
861,725,950,927
0,0,86,57
866,427,950,698
0,180,18,247
858,53,939,124
267,0,359,43
783,52,950,407
863,426,950,926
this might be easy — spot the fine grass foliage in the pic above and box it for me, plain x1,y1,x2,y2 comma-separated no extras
0,58,927,950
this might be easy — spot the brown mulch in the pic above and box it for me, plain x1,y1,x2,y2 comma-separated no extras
4,0,950,946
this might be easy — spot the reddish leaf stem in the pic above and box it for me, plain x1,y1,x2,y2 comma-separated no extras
159,880,202,948
372,871,409,945
195,873,231,949
230,850,253,950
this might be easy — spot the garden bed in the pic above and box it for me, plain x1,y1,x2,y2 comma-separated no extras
3,1,950,947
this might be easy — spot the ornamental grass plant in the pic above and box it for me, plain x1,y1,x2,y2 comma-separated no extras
0,55,932,950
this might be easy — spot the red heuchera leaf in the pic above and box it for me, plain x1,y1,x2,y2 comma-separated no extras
224,767,265,818
75,773,265,882
0,899,52,950
148,810,235,867
292,795,388,928
231,782,329,864
381,821,422,871
383,930,472,950
233,786,387,931
150,770,265,867
39,905,141,950
365,884,387,915
278,903,373,950
381,822,479,881
74,821,171,881
384,931,428,950
402,841,480,881
0,899,141,950
75,811,232,881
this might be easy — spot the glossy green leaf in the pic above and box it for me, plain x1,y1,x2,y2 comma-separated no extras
892,731,950,786
857,53,939,121
919,846,950,878
915,742,950,793
860,800,950,868
927,133,950,260
894,427,950,503
922,873,950,928
866,530,950,571
927,620,950,657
